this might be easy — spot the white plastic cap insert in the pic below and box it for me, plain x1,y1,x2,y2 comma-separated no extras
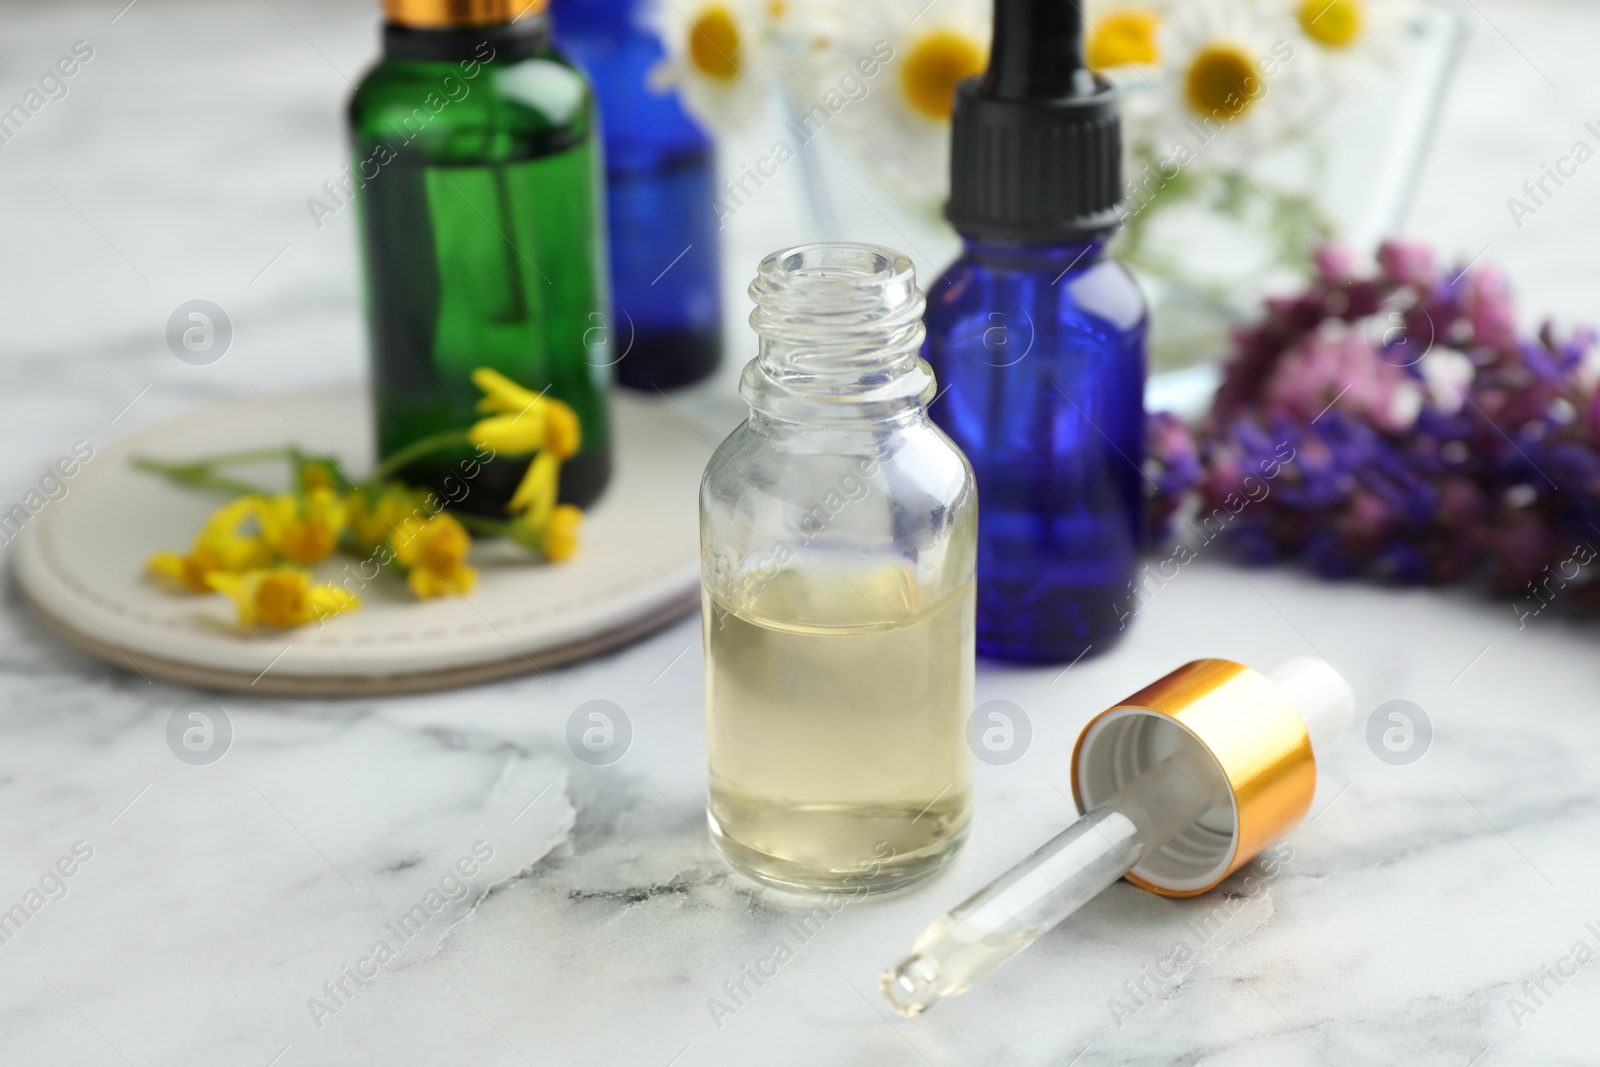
1266,656,1356,759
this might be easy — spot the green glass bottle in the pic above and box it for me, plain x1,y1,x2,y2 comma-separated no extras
348,0,611,515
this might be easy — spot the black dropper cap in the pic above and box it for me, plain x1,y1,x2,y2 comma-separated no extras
946,0,1123,243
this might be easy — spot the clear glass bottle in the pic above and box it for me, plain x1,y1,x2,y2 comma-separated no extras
349,0,612,515
701,244,977,895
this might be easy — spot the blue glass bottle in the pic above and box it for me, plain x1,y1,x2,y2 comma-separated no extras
924,238,1146,662
924,0,1147,662
556,0,723,390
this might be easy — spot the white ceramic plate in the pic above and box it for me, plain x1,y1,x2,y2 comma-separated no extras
13,386,710,695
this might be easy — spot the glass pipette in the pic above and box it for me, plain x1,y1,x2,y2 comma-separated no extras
882,741,1219,1015
882,656,1353,1016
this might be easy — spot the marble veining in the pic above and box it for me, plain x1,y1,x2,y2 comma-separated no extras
3,0,1600,1064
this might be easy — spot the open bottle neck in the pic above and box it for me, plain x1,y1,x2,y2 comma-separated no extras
741,243,935,427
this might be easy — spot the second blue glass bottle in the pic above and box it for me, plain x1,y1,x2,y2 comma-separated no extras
923,0,1147,663
556,0,723,391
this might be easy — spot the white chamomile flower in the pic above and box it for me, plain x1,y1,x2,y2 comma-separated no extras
1281,0,1424,86
766,0,842,51
1133,0,1303,172
1083,0,1172,75
762,0,847,98
648,0,779,133
801,0,991,206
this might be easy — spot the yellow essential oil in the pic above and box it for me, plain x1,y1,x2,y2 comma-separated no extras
705,568,974,894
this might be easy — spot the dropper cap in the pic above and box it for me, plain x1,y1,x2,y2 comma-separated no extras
945,0,1124,241
1072,657,1352,897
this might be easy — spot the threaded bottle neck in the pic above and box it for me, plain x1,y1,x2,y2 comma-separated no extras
742,243,933,423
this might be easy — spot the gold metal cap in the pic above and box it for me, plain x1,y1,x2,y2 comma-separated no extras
382,0,546,28
1071,658,1317,898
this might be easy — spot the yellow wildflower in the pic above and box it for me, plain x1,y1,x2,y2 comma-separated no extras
296,459,346,495
469,411,549,456
206,568,360,628
468,367,582,458
544,401,582,460
348,488,416,553
259,487,348,564
510,501,583,561
470,396,582,458
146,496,273,593
391,512,477,598
147,549,227,594
472,367,545,416
507,451,559,523
541,504,583,562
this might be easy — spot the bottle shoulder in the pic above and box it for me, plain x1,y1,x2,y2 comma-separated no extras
926,246,1147,334
558,32,711,162
349,48,595,151
701,418,974,513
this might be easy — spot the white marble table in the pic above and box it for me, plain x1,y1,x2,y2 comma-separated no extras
3,1,1599,1064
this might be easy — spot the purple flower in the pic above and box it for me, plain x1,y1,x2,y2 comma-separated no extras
1144,412,1201,540
1151,239,1600,602
1305,529,1360,578
1316,245,1359,284
1485,510,1559,593
1261,321,1423,434
1439,477,1486,530
1338,489,1395,549
1465,267,1518,353
1375,542,1431,585
1377,240,1438,291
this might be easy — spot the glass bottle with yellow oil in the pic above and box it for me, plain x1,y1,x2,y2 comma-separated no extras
701,243,977,895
